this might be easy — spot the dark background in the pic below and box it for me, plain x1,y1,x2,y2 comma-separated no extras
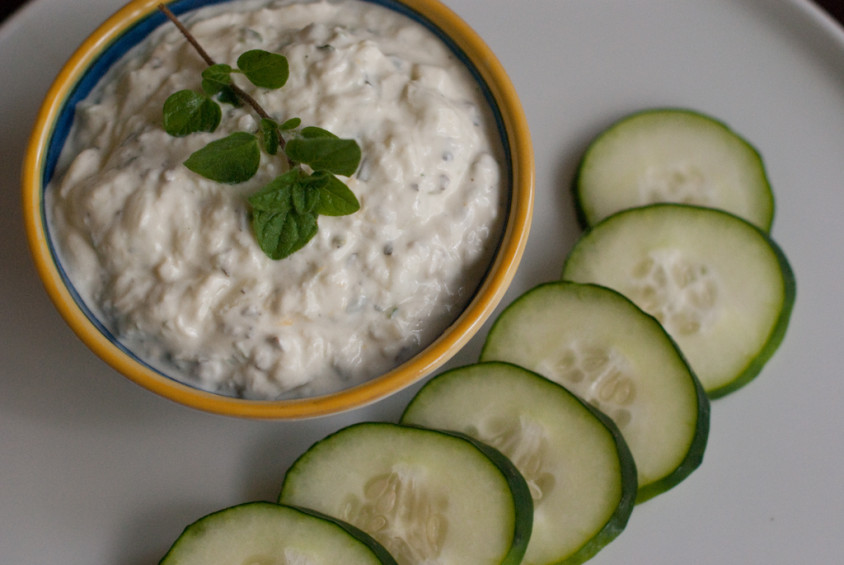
818,0,844,22
2,0,844,28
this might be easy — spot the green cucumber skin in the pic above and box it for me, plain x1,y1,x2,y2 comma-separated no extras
158,501,398,565
423,425,534,565
293,505,400,565
621,284,710,503
704,216,796,398
636,356,709,503
563,203,796,399
560,374,637,563
401,361,638,565
480,281,709,503
278,421,534,565
572,107,774,232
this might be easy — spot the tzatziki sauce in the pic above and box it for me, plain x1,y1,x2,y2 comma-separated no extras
47,0,506,399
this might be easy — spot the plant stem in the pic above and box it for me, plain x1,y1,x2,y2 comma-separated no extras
157,3,215,66
157,3,286,157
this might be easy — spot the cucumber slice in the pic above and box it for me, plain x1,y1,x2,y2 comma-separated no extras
401,362,637,565
480,281,708,502
561,203,795,397
573,108,774,231
159,501,398,565
278,422,533,565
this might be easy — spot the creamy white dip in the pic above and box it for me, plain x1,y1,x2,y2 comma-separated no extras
47,0,505,399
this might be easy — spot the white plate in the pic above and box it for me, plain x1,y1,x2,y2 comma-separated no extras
2,0,843,563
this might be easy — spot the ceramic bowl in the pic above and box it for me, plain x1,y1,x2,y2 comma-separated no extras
22,0,533,418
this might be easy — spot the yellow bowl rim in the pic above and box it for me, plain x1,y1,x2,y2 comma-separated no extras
21,0,534,419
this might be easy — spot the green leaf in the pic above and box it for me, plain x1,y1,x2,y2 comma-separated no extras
251,207,318,260
286,128,362,176
299,126,337,139
247,170,323,259
163,90,221,137
201,63,233,96
260,118,281,155
215,85,243,107
237,49,289,89
280,117,301,130
248,169,298,211
292,181,320,215
184,132,260,184
311,171,361,216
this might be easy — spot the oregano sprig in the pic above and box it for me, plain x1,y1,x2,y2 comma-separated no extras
157,4,361,260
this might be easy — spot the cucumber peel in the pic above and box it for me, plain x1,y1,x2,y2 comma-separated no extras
573,108,774,231
562,203,795,397
279,421,533,565
158,501,398,565
480,281,709,502
401,361,637,564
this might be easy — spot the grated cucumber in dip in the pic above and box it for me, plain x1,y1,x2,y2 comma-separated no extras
47,0,506,399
